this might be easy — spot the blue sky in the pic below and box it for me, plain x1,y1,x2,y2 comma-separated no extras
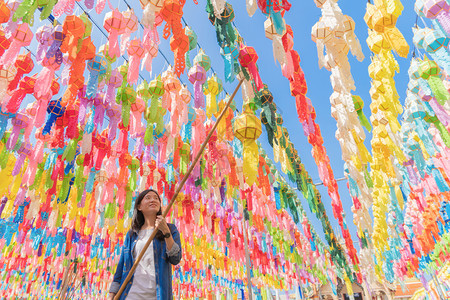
174,0,418,248
21,0,422,250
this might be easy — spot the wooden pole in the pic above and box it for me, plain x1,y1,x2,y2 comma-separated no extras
113,79,244,300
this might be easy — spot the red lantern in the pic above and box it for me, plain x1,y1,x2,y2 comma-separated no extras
239,44,264,91
8,52,34,91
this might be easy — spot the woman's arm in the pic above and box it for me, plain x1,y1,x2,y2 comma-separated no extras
166,224,182,265
156,217,182,265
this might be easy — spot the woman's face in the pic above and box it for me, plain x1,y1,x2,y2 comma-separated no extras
138,191,161,215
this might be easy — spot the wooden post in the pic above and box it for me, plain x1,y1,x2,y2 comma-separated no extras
113,79,244,300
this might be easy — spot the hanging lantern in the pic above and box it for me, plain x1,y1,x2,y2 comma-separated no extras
185,26,197,69
204,75,222,119
188,64,206,108
0,64,17,101
7,52,34,92
86,54,107,99
239,44,264,91
0,30,11,57
0,0,10,24
116,85,136,128
264,17,286,66
103,9,126,59
220,42,239,83
170,31,189,76
140,0,163,28
233,104,262,186
193,49,211,72
0,23,33,68
105,69,122,104
120,9,138,55
142,28,159,73
43,98,65,135
127,39,145,84
419,58,450,105
5,75,36,114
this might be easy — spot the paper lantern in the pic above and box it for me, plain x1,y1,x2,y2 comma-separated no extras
103,9,126,59
86,54,107,99
220,43,239,83
0,30,11,57
160,0,184,39
170,31,189,76
116,86,136,128
233,105,262,186
419,59,450,105
6,112,29,150
204,75,222,118
5,75,36,114
105,69,122,104
0,0,10,23
0,64,16,101
422,0,450,34
61,17,85,61
142,28,159,73
106,103,121,141
0,23,33,68
127,39,145,84
43,98,65,135
188,64,207,109
140,0,163,28
120,9,138,55
239,45,264,91
99,43,117,79
185,26,197,69
193,49,211,72
265,17,286,66
7,52,33,92
421,28,450,74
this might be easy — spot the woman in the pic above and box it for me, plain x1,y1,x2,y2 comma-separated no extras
108,189,182,300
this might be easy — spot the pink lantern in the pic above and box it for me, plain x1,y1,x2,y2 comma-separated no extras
126,39,145,84
106,103,121,141
0,23,32,68
12,140,31,176
34,55,60,100
105,69,122,104
103,9,126,59
120,9,138,55
142,27,159,73
6,112,29,150
0,63,16,102
188,64,206,108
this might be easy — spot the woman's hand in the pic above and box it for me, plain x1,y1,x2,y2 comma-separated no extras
107,293,116,300
155,215,170,235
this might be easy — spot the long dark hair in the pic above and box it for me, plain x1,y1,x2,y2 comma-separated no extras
131,189,165,240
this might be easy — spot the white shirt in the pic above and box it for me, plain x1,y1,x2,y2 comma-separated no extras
126,228,157,300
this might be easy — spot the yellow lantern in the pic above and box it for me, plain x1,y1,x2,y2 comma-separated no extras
233,104,262,186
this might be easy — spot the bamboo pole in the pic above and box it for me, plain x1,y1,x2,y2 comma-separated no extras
113,78,244,300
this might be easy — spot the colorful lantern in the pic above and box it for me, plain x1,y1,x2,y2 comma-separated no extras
188,64,207,109
0,23,33,68
86,54,107,99
204,75,222,119
127,39,145,84
419,58,450,105
239,44,264,91
140,0,163,28
233,104,262,186
103,9,126,59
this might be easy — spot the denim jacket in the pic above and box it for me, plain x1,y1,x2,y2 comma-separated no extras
109,224,182,300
